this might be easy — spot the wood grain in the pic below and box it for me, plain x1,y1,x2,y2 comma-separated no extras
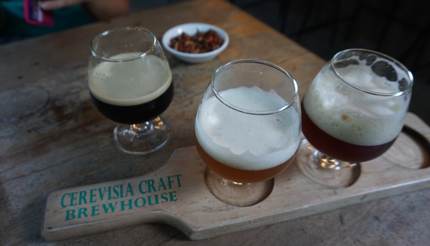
42,113,430,241
1,0,430,245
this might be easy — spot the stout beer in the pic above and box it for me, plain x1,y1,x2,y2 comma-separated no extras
89,53,173,124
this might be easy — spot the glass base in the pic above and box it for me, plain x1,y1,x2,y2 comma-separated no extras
113,116,169,155
296,139,361,188
205,169,274,207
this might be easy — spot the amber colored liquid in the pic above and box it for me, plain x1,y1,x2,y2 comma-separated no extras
196,144,296,183
302,105,396,162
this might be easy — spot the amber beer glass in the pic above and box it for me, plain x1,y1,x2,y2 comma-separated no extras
195,59,301,206
298,49,414,187
88,27,173,155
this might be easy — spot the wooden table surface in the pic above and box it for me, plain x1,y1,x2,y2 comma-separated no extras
0,0,429,245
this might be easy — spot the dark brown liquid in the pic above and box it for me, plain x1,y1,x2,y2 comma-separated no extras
90,83,173,124
196,144,295,183
302,104,396,162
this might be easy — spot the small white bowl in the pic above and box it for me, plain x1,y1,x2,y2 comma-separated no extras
162,23,229,63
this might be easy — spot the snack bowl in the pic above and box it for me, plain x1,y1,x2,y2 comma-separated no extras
162,23,229,63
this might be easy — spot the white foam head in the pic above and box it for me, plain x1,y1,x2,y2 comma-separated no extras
89,53,172,106
304,57,411,146
195,86,301,171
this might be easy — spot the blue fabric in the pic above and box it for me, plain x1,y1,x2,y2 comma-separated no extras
1,0,94,40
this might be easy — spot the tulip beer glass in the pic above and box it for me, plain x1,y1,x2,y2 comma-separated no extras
298,49,413,187
89,27,173,155
195,59,302,206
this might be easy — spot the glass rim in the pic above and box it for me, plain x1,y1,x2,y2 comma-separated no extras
90,26,157,62
211,59,299,115
329,48,414,97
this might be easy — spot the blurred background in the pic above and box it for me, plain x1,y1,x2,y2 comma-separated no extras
1,0,428,122
136,0,430,124
135,0,430,123
230,0,430,123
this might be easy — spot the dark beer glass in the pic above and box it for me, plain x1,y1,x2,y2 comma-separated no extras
297,49,413,187
195,59,301,206
89,27,173,155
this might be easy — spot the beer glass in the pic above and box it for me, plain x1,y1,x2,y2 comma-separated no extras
89,27,173,155
298,49,413,187
195,59,301,206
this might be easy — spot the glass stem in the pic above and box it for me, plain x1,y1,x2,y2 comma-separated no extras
312,150,356,170
130,121,154,136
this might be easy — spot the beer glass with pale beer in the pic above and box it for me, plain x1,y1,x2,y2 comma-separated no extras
88,27,173,155
298,49,413,187
195,59,301,206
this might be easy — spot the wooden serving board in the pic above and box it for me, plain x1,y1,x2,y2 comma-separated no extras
42,113,430,241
